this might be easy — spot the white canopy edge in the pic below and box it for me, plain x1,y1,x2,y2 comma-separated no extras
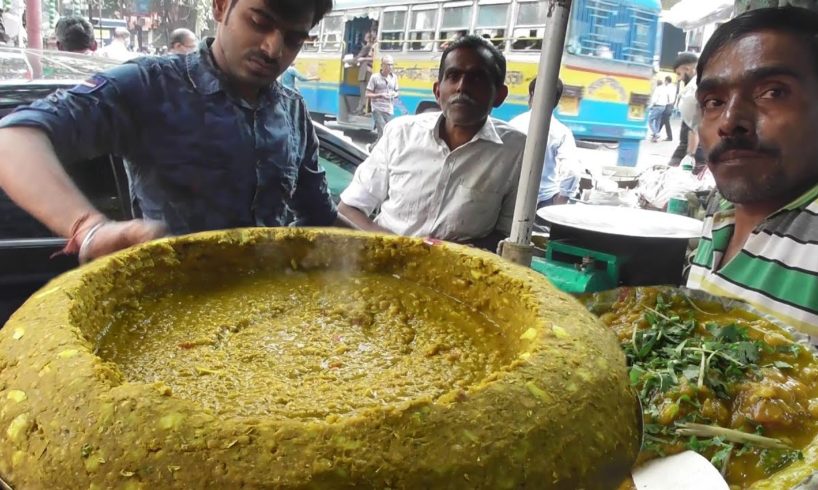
661,0,734,30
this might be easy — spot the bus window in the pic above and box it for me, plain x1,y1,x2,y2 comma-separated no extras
510,0,547,51
321,15,344,52
408,6,439,52
439,3,471,50
567,0,658,65
303,23,321,52
475,2,509,50
380,10,407,52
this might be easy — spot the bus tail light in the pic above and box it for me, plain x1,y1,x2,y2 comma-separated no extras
628,93,651,121
558,84,584,116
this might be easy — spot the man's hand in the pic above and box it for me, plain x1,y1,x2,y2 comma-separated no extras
78,219,166,263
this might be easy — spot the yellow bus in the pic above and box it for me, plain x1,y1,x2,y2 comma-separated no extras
294,0,662,165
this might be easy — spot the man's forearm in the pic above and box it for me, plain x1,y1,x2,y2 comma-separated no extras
687,129,700,156
338,202,391,233
0,127,102,238
333,213,357,229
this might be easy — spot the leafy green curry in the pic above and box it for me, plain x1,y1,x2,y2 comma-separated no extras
587,288,818,488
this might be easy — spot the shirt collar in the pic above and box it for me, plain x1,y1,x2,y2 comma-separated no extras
185,38,222,95
422,113,504,146
185,38,278,105
713,180,818,222
781,181,818,211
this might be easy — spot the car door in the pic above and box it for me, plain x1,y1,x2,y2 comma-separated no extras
0,153,132,324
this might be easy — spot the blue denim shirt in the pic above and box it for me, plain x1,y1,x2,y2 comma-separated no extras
0,39,337,235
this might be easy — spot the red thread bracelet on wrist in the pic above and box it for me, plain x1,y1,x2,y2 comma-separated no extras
53,212,107,258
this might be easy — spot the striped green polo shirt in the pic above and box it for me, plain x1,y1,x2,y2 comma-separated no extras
687,183,818,337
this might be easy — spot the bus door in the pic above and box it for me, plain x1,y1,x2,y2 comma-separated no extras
336,16,377,130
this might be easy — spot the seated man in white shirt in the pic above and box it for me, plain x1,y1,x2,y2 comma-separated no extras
509,77,582,207
339,35,525,251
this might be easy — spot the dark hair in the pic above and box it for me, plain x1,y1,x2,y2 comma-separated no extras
664,75,672,83
697,6,818,84
170,28,195,47
672,52,699,71
438,34,506,88
528,77,564,107
55,16,94,52
226,0,333,26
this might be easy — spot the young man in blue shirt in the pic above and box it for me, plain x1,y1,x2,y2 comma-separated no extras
0,0,347,262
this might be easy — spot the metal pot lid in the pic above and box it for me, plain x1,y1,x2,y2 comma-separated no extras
537,204,703,239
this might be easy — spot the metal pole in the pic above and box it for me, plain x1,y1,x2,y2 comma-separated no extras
500,0,572,266
24,0,41,49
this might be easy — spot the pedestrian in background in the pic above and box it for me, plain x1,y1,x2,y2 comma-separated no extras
669,52,706,170
509,77,581,207
279,65,318,93
647,79,664,141
54,16,96,54
366,55,399,145
353,32,374,114
659,75,676,141
168,28,198,55
99,27,137,62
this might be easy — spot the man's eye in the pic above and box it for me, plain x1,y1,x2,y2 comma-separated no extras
759,88,786,99
702,98,723,110
284,34,306,49
251,15,272,29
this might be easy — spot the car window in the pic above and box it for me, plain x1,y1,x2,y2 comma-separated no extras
319,150,357,202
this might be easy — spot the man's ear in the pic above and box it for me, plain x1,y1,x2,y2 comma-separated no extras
213,0,229,23
493,84,509,108
433,80,441,104
90,40,97,52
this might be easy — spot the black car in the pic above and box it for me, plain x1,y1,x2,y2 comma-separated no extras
0,48,367,324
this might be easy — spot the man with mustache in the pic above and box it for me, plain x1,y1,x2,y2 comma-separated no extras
0,0,347,262
687,6,818,336
338,35,525,251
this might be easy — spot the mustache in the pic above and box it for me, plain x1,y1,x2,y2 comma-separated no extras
707,136,780,163
248,51,279,70
447,93,478,106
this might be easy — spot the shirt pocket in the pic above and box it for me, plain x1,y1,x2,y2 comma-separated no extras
448,184,504,239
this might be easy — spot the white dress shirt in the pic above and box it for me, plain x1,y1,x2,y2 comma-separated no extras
508,111,582,202
678,79,700,130
340,112,525,241
99,40,138,62
656,83,677,106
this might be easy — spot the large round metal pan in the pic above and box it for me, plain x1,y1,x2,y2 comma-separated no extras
538,204,703,239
